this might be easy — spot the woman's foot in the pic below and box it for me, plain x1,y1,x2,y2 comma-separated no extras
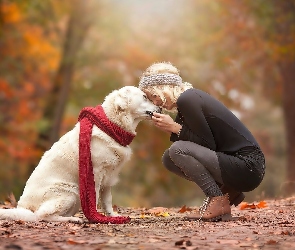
185,194,232,222
220,185,245,206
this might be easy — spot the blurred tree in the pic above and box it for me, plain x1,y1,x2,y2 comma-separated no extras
33,0,95,154
200,0,295,196
179,0,294,198
0,0,59,198
260,0,295,194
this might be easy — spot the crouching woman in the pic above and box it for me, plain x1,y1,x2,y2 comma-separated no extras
138,62,265,222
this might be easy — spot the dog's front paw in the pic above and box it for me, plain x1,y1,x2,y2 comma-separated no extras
104,211,122,217
70,217,85,223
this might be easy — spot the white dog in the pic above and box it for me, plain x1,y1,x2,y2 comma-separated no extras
0,86,160,223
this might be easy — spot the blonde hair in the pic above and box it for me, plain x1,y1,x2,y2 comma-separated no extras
143,62,179,76
144,84,192,112
140,62,193,111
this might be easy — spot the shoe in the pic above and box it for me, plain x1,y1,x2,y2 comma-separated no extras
220,185,245,206
185,194,232,222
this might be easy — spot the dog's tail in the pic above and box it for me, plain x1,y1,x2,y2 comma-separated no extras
0,207,37,221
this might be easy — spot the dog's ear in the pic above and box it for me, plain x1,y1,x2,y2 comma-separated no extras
114,93,128,112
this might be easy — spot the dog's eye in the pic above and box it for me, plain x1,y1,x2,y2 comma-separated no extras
143,95,148,100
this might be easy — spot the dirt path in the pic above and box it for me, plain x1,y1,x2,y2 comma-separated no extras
1,197,295,250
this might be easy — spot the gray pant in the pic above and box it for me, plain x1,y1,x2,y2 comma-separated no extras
162,141,224,197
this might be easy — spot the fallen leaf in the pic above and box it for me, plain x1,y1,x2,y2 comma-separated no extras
147,207,167,214
178,205,193,213
175,239,192,246
186,240,192,246
238,242,253,247
15,220,25,225
256,201,267,208
281,231,291,235
240,202,256,210
67,238,85,245
266,240,278,245
155,212,170,217
140,213,151,219
240,201,267,210
175,239,185,246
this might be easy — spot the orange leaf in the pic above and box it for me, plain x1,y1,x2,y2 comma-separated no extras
239,202,249,210
266,240,278,245
67,239,85,245
178,205,193,213
256,201,267,208
248,204,257,209
67,239,78,245
239,201,268,210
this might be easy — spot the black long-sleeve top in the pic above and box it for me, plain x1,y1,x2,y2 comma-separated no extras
170,88,265,192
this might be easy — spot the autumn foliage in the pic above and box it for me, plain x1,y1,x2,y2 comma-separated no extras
0,2,59,196
0,0,295,205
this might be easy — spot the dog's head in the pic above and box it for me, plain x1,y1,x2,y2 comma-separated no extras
102,86,161,122
114,86,161,119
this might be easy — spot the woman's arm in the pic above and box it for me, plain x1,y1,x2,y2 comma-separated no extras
175,89,216,150
151,113,182,134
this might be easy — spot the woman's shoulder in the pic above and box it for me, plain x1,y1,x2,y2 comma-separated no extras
180,88,210,97
178,88,209,103
177,88,204,109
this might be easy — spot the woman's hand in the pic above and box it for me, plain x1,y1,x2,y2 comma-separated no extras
152,113,182,134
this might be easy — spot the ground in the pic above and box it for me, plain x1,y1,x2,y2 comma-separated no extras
1,197,295,250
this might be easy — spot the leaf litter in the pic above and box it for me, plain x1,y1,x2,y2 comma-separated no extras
0,196,295,250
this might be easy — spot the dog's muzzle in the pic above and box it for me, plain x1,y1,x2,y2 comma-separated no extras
145,107,162,118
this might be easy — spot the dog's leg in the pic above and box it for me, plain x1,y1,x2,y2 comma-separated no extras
42,215,83,223
35,196,83,223
99,186,119,216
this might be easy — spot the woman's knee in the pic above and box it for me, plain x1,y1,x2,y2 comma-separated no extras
162,149,190,179
162,149,175,172
168,141,188,161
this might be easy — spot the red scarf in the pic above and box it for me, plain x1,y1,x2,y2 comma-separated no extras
78,105,135,224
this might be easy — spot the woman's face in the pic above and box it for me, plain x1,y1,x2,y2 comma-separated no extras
144,88,176,110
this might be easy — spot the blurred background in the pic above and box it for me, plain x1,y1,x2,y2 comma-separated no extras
0,0,295,208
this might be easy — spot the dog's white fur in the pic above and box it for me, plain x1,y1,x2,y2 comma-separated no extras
0,86,160,223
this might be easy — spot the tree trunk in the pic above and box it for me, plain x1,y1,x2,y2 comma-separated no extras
280,62,295,195
273,1,295,195
29,0,93,174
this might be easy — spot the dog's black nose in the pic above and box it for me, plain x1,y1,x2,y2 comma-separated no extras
145,111,153,117
145,108,162,118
